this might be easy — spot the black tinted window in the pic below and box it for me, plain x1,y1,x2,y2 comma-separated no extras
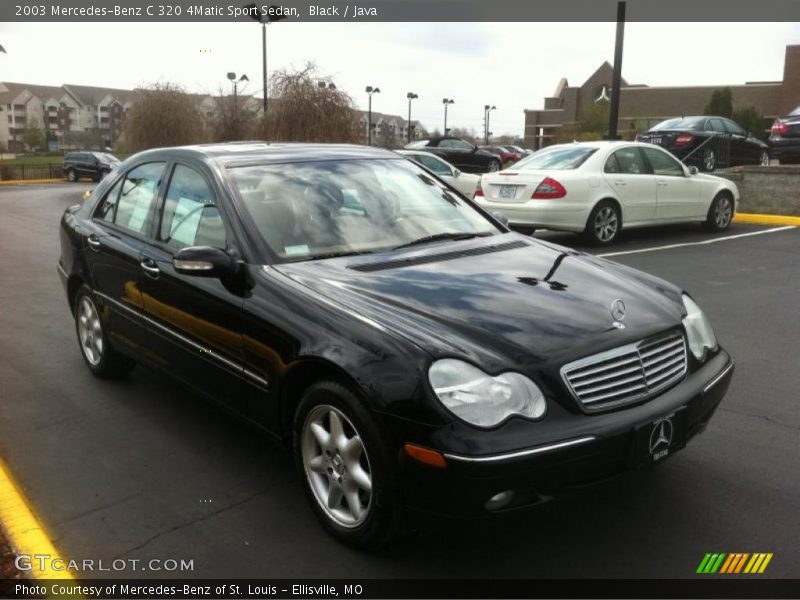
159,164,224,250
603,153,621,173
114,162,165,235
95,178,123,222
652,117,705,131
722,119,746,135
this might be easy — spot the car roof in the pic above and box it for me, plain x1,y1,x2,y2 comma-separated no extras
124,142,400,167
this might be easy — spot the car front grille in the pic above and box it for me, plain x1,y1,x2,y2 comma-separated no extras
560,331,687,412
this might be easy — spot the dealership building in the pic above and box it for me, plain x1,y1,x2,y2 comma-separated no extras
523,44,800,149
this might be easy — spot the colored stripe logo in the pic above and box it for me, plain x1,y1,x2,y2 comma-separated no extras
697,553,773,574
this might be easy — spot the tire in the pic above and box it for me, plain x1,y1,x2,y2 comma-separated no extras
293,380,405,548
584,200,621,245
73,286,135,379
486,159,501,173
66,168,78,182
759,150,770,167
705,192,734,232
702,147,716,172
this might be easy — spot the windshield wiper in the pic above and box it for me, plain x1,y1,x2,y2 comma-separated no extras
392,231,492,250
291,249,375,262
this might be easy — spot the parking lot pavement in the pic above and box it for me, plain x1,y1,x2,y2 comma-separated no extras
0,183,798,579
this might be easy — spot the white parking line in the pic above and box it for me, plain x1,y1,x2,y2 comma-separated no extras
597,226,797,258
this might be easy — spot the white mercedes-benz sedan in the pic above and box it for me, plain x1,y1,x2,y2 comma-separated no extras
397,149,481,198
475,141,740,245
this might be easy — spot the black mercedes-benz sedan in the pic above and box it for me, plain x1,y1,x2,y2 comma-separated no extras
58,142,734,547
637,116,769,171
769,106,800,164
405,136,502,173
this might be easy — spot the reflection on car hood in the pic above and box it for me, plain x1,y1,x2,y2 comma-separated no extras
273,234,685,373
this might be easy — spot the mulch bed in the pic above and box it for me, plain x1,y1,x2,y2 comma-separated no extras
0,528,21,579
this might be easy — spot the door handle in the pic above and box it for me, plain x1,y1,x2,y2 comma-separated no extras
86,234,102,252
657,180,668,186
614,180,626,186
140,258,160,278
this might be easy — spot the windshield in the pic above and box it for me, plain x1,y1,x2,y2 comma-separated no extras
651,117,706,131
512,146,597,171
231,158,498,261
789,106,800,116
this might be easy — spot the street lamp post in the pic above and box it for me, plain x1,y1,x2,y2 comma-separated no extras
442,98,454,135
366,86,380,145
245,4,288,116
227,72,249,138
406,92,418,144
484,104,496,145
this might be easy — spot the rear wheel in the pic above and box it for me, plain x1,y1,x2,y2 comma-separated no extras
66,168,77,182
486,159,501,173
294,380,405,548
74,286,134,378
705,192,734,232
584,201,621,245
702,147,716,172
759,150,770,166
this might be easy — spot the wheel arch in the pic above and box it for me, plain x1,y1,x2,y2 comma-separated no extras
278,357,371,443
66,274,87,315
591,196,624,228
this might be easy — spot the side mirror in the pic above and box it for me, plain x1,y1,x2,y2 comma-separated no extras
173,246,234,278
688,166,699,176
453,168,461,177
492,211,509,227
471,145,478,153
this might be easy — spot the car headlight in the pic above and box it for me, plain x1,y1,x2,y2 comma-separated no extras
428,359,546,428
682,294,718,361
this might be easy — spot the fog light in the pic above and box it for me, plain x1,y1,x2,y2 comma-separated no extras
485,490,515,511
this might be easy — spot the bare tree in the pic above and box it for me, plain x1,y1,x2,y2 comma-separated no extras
255,63,360,143
123,82,205,152
212,89,258,142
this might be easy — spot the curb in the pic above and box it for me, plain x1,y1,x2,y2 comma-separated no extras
0,458,75,582
0,178,67,185
734,213,800,226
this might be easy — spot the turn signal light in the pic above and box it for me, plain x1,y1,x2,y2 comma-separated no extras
531,177,566,199
675,134,695,146
404,443,447,468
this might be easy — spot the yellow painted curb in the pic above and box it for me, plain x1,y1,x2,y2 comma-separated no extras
0,178,66,185
0,458,74,581
734,213,800,226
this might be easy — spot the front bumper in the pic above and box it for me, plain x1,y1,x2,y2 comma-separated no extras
394,349,734,517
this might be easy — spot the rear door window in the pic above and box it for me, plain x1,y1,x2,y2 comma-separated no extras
610,147,649,175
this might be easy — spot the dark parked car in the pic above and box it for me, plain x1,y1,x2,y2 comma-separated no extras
58,142,734,547
406,136,502,173
64,151,119,182
637,116,769,171
769,106,800,164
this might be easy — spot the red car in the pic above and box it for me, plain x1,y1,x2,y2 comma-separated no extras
480,145,522,165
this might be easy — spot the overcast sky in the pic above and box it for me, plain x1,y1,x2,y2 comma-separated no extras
1,21,799,138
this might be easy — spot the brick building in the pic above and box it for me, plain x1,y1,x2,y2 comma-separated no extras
524,44,800,149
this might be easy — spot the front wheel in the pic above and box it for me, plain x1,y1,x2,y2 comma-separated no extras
584,201,621,245
702,147,716,172
705,192,734,232
74,286,135,378
486,159,501,173
66,168,77,182
759,150,770,166
294,380,405,547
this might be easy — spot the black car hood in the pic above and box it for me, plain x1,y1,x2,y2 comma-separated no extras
272,234,685,373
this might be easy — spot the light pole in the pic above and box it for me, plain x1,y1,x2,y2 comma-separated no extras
366,86,380,145
227,72,249,138
606,0,626,140
245,4,288,116
442,98,454,135
484,104,496,144
406,92,418,144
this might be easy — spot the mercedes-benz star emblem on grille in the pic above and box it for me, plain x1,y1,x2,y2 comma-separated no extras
649,418,674,456
611,299,626,322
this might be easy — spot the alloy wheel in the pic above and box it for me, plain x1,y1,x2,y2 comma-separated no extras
301,404,373,528
77,296,103,366
714,196,733,228
593,206,618,242
760,151,770,166
704,148,716,171
487,160,500,173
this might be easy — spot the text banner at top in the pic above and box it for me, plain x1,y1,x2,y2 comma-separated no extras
4,0,800,22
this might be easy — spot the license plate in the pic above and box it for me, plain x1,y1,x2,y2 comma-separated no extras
630,407,688,466
498,185,517,199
